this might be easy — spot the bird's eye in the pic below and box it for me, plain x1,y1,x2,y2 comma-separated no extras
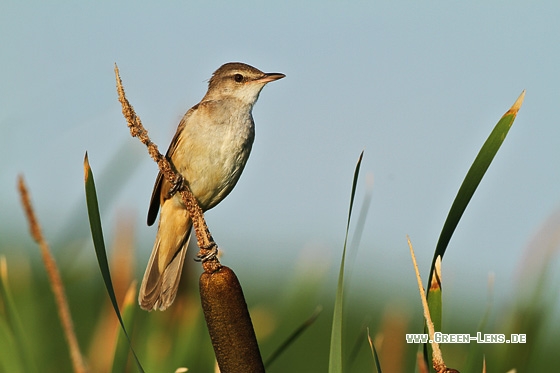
234,74,244,82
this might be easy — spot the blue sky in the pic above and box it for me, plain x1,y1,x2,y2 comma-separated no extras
2,2,560,308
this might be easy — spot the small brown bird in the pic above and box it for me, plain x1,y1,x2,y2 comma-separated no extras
139,62,285,311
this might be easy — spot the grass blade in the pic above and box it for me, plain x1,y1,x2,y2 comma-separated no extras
424,91,525,371
56,141,143,262
84,152,145,373
329,151,364,373
264,306,322,368
0,257,34,372
425,257,442,373
111,282,138,373
409,239,447,373
347,173,374,284
428,90,525,286
366,328,382,373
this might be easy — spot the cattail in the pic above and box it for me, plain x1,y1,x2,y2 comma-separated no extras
200,266,265,373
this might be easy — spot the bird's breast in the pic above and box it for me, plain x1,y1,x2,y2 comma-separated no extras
171,100,255,210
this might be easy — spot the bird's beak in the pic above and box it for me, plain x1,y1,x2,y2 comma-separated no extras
255,72,285,84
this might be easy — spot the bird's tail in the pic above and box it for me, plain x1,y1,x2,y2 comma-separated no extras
139,201,192,311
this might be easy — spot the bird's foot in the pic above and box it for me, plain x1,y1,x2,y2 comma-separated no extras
195,243,219,262
166,174,184,198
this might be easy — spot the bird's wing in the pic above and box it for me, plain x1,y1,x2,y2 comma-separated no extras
147,106,197,226
147,171,164,226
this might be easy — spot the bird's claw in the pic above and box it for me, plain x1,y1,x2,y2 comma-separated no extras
166,175,184,199
195,243,219,262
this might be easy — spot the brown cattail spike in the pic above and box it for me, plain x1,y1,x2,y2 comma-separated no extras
200,266,264,373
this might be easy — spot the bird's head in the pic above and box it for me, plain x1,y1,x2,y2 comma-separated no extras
204,62,285,105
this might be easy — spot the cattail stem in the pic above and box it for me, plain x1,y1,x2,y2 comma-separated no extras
18,176,88,373
114,64,215,254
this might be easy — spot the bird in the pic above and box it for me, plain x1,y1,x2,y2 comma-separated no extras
139,62,285,311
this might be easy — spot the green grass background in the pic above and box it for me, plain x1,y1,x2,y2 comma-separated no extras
2,93,560,372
